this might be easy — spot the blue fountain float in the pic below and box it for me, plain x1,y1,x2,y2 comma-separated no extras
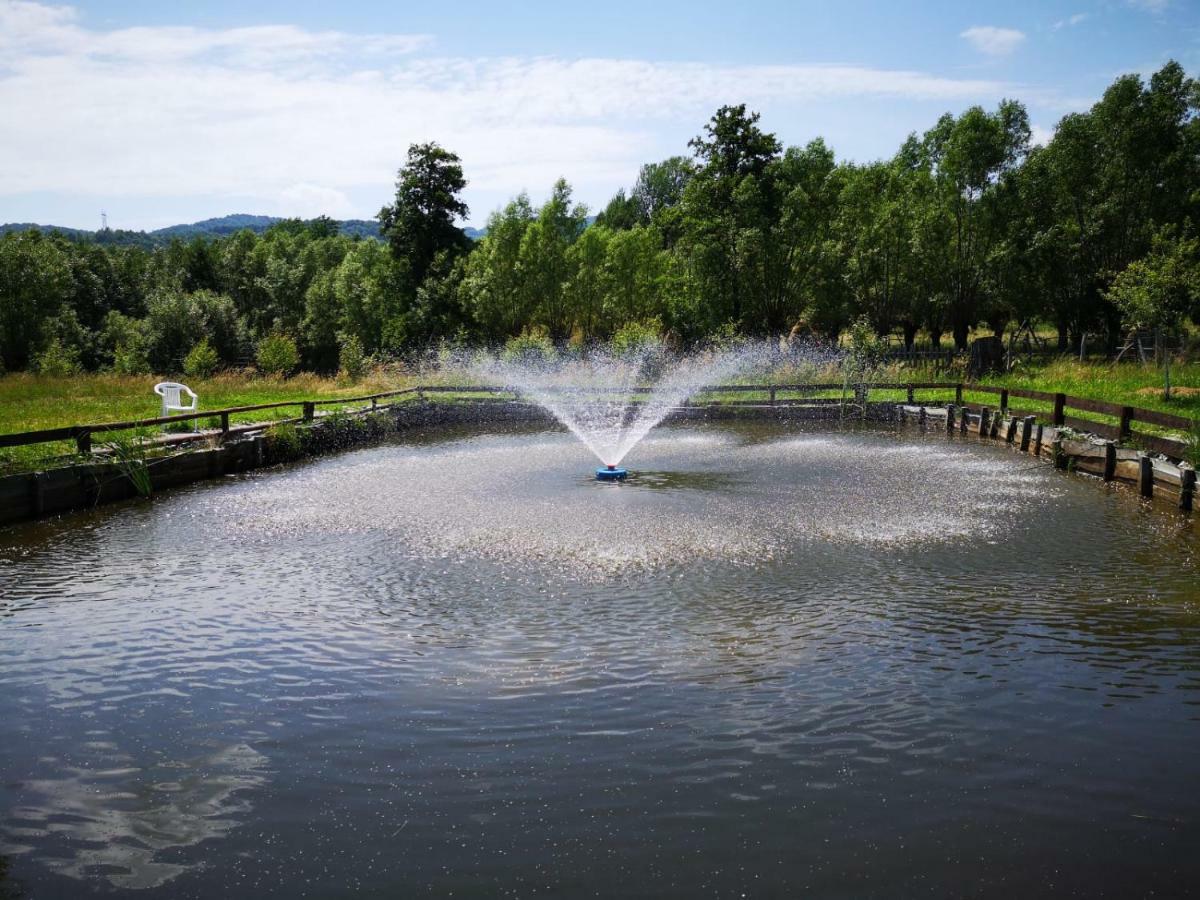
595,465,628,481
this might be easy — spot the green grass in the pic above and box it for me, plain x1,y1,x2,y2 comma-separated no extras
0,370,417,474
3,357,1198,475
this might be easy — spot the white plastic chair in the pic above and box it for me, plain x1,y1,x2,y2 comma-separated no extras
154,382,199,428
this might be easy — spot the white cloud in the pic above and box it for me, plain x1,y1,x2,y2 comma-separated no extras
277,183,355,219
960,25,1027,57
1029,124,1055,146
0,0,1022,225
1052,13,1089,30
1127,0,1169,11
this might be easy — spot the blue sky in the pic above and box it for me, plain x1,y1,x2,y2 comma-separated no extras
1,0,1195,230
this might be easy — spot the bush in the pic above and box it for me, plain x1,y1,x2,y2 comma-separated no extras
100,312,151,374
337,333,368,381
113,343,152,375
145,288,248,373
265,421,303,462
610,318,663,357
257,333,300,377
34,338,82,376
183,338,220,379
502,328,555,363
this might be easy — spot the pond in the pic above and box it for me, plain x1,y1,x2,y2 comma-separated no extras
1,421,1198,898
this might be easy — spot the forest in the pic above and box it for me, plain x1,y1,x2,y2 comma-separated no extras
1,60,1197,378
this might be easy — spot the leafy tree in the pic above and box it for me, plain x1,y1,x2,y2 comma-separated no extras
183,338,220,378
378,142,471,287
0,231,73,370
145,288,247,372
461,193,537,339
919,100,1030,349
256,333,301,377
1105,230,1200,397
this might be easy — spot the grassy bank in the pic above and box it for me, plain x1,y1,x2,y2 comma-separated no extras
0,370,417,474
2,358,1198,474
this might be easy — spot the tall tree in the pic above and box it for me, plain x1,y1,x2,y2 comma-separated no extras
378,142,471,288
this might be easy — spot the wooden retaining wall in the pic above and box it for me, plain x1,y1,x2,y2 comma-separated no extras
897,403,1197,514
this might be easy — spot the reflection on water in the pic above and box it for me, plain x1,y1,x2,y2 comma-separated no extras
2,745,267,890
0,422,1198,897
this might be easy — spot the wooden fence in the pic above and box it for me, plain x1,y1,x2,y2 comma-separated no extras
0,381,1194,461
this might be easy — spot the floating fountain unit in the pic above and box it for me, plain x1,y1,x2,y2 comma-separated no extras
595,465,628,481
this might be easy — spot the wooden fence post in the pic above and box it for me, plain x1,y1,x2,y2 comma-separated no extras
74,427,91,456
1052,393,1066,426
1019,416,1034,453
999,389,1009,413
1118,407,1134,442
960,407,970,435
1103,441,1117,482
906,384,915,403
955,383,963,405
1180,465,1196,513
219,411,230,441
1004,415,1018,444
946,404,956,432
979,407,990,437
303,402,315,423
1034,423,1044,457
1052,437,1066,469
1138,453,1154,498
990,411,1001,439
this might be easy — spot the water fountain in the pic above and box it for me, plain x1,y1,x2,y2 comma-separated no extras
470,343,772,479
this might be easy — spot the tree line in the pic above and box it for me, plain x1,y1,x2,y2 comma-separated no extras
2,61,1198,377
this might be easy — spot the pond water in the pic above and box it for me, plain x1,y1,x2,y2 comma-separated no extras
1,421,1198,898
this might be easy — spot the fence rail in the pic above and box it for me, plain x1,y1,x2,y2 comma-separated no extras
1,382,1195,460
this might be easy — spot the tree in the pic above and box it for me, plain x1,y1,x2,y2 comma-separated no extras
520,179,588,341
461,194,537,340
919,99,1030,349
679,105,784,332
378,142,471,288
1105,230,1200,398
0,231,73,370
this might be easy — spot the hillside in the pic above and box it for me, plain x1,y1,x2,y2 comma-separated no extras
0,214,487,245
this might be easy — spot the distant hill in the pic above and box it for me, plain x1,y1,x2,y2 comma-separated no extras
0,214,487,246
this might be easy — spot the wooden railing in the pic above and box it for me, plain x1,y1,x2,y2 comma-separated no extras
958,383,1194,458
0,388,420,455
0,381,1194,460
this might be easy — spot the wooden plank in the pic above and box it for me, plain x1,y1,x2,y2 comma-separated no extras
1139,454,1154,498
1006,387,1058,403
0,426,77,448
1131,407,1192,430
1065,395,1125,418
963,383,1004,395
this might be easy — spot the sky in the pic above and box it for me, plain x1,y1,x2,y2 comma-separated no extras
0,0,1196,231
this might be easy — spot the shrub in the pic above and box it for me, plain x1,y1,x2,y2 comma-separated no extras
34,338,82,376
337,333,368,381
502,328,555,364
112,343,152,375
257,333,300,377
265,421,303,462
100,311,151,374
183,338,220,379
145,288,248,373
610,318,663,357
